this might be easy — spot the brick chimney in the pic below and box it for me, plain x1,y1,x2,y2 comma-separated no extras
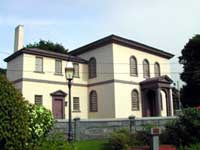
14,25,24,52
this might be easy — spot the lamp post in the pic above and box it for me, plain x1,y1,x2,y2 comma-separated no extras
65,61,74,142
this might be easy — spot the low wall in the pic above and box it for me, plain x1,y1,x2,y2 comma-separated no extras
52,116,176,141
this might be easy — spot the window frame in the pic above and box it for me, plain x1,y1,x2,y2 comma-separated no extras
34,95,43,105
154,62,161,77
73,97,80,112
55,59,62,75
130,56,138,76
89,90,98,112
88,57,97,79
73,63,79,78
35,56,43,73
131,89,140,111
143,59,150,78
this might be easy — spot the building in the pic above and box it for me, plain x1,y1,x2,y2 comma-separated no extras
4,25,174,119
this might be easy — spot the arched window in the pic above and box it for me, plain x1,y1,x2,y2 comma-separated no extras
130,56,138,76
154,62,160,77
89,58,96,79
89,91,98,112
143,59,150,78
131,89,139,110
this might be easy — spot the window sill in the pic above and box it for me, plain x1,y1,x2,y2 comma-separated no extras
130,74,138,77
54,73,63,76
72,110,81,113
73,76,80,78
34,71,45,74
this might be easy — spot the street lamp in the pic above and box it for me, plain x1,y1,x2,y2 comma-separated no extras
65,61,74,142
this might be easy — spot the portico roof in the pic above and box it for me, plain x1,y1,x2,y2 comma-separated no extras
140,75,173,89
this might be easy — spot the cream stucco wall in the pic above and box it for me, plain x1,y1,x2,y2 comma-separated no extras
114,82,142,118
78,44,114,83
112,44,171,82
23,54,88,85
88,83,115,119
22,81,88,119
7,54,23,82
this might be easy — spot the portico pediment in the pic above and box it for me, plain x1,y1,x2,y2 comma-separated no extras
50,90,67,97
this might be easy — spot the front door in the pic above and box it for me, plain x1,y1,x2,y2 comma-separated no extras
52,98,64,119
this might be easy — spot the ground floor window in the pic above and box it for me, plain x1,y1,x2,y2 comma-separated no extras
35,95,43,105
73,97,80,111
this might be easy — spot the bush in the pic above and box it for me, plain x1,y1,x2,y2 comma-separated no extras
160,108,200,147
108,128,145,150
0,75,29,149
27,104,54,148
37,132,71,150
179,143,200,150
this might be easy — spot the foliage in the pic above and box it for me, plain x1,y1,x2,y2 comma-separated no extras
108,128,145,150
179,34,200,107
160,108,200,147
0,75,29,149
0,68,6,76
36,132,71,150
75,140,110,150
26,40,68,54
179,143,200,150
27,104,54,148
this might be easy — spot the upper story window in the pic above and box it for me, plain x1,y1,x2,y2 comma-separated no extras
73,63,79,78
89,57,96,79
35,95,43,105
154,62,160,77
143,59,150,78
35,57,43,72
73,97,80,111
131,89,139,110
130,56,138,76
89,90,98,112
55,59,62,75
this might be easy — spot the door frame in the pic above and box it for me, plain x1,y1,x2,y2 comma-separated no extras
52,96,65,119
50,90,67,119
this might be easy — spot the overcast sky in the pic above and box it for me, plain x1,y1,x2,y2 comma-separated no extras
0,0,200,85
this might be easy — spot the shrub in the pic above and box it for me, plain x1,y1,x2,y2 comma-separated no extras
161,108,200,147
0,75,29,149
179,143,200,150
109,128,129,150
37,132,71,150
27,104,54,148
108,128,146,150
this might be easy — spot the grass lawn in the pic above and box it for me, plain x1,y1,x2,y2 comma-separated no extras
74,140,111,150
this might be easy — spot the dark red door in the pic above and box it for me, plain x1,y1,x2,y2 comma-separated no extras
53,98,64,119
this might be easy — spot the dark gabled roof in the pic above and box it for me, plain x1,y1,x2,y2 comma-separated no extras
50,90,67,97
4,48,88,64
140,75,173,84
69,34,174,59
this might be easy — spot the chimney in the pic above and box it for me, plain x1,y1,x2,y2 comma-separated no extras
14,25,24,52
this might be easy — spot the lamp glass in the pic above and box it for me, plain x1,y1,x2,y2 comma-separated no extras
65,62,74,80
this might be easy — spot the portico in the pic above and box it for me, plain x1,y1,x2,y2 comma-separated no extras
140,75,173,117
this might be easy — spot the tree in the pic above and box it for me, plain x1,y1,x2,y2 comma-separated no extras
26,40,68,54
0,75,29,149
179,34,200,107
0,68,6,76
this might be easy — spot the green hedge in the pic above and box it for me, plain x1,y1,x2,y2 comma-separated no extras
0,75,29,149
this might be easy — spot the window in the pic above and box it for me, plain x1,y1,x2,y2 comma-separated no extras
131,90,139,110
89,58,96,79
73,63,79,78
154,62,160,77
35,57,43,72
73,97,80,111
143,59,150,78
55,59,62,75
89,91,97,112
130,56,138,76
35,95,43,105
160,93,163,110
